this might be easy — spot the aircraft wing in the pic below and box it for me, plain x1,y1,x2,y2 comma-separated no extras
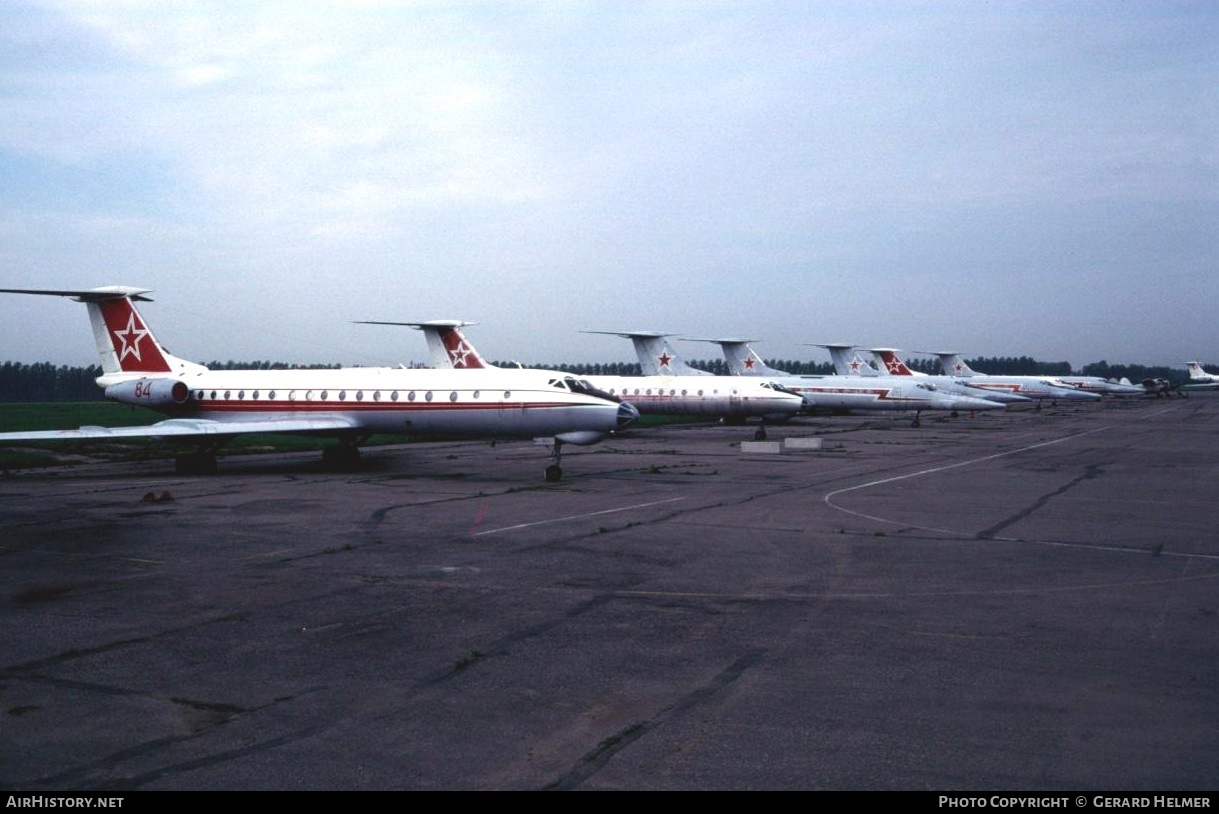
1181,382,1219,392
0,416,359,443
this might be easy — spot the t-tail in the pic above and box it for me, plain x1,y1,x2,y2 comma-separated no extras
582,330,712,376
357,320,494,369
870,348,922,377
0,286,206,386
809,343,880,377
1186,361,1219,382
930,352,978,377
686,338,790,376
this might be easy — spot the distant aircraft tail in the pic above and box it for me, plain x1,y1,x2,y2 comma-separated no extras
583,331,711,376
414,321,493,369
870,348,920,377
356,319,496,369
0,286,206,384
810,343,879,377
688,339,789,376
1186,361,1214,381
356,320,495,369
931,352,977,377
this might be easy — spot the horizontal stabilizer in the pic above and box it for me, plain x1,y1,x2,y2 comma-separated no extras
0,286,155,302
581,329,674,339
355,320,477,330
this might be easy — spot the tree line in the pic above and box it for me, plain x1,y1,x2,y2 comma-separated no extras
0,357,1197,402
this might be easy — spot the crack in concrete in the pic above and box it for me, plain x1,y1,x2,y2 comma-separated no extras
544,647,766,790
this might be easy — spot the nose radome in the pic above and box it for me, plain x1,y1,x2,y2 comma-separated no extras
617,402,641,428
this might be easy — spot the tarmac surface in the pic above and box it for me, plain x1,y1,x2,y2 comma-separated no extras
1,394,1217,790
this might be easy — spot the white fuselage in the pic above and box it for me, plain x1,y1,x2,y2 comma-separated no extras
910,375,1030,404
580,374,804,419
1187,364,1219,384
1053,376,1146,396
109,366,634,440
750,376,1004,413
955,376,1101,402
1181,363,1219,392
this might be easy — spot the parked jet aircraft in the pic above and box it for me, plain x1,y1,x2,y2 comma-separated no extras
669,339,1005,426
927,352,1102,403
699,339,1016,408
1052,375,1147,396
363,322,804,439
861,348,1031,405
1182,361,1219,392
0,288,638,481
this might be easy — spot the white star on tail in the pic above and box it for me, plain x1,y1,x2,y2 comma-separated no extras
113,313,150,362
448,341,474,367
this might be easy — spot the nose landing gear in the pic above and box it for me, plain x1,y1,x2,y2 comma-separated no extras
545,438,565,482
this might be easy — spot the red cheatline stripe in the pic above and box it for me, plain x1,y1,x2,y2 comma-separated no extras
172,400,601,414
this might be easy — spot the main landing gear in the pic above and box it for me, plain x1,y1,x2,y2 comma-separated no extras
175,450,218,475
911,411,922,428
723,416,770,440
545,438,565,482
322,437,366,471
175,441,223,474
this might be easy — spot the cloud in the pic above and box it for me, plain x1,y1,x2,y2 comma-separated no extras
2,1,1217,368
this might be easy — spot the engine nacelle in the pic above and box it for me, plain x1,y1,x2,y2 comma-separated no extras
105,378,190,407
554,430,608,446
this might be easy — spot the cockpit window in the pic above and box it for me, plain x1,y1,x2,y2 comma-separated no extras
561,376,619,402
765,382,799,396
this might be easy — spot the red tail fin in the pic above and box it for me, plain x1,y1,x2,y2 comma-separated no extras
95,297,174,373
0,286,203,382
438,327,487,369
873,349,914,376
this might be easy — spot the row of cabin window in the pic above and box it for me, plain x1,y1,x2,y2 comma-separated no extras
192,389,513,402
607,389,718,396
190,387,724,401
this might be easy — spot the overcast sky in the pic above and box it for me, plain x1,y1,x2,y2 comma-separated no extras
2,0,1216,371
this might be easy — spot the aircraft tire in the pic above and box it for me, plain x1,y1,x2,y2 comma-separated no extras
175,453,217,475
322,445,362,471
545,464,563,482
